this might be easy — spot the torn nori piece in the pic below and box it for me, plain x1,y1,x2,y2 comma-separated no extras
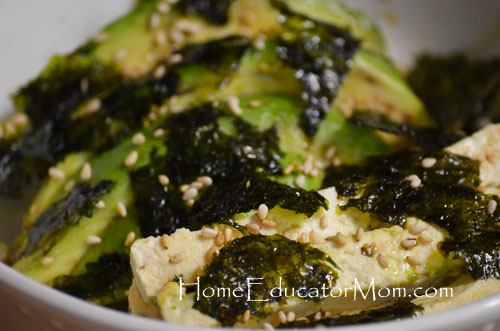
53,253,132,308
176,0,235,24
279,302,422,328
349,110,462,150
193,234,337,326
24,180,114,255
323,150,500,279
408,54,500,135
190,175,328,225
273,0,359,136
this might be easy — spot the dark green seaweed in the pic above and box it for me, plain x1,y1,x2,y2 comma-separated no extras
193,234,338,325
176,0,235,24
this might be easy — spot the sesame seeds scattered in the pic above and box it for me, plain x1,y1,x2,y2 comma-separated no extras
80,162,92,181
309,230,322,244
314,311,322,321
241,309,251,324
64,180,74,192
286,311,296,323
86,235,102,245
124,150,139,167
224,228,233,243
409,225,425,235
169,28,185,44
132,133,146,145
29,203,39,216
41,256,55,266
249,100,262,108
319,215,328,229
155,1,170,13
215,232,225,247
226,96,243,116
169,252,185,264
197,176,213,186
201,227,218,239
155,30,168,46
407,256,423,266
124,231,136,247
153,128,165,138
325,146,336,160
295,174,305,187
48,167,65,180
261,219,277,229
187,199,195,207
377,254,390,269
488,199,497,215
149,12,161,29
180,184,190,193
247,223,261,234
405,174,421,189
277,310,287,324
298,232,309,244
355,228,364,242
328,232,347,247
154,65,166,79
190,181,203,190
418,233,433,244
95,200,105,209
421,157,437,169
116,202,127,218
114,49,127,62
160,234,169,249
262,322,274,331
158,174,170,186
401,239,417,249
254,35,266,50
183,187,198,201
85,98,101,113
257,204,269,220
168,53,183,64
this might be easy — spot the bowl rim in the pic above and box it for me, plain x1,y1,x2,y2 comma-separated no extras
2,261,500,331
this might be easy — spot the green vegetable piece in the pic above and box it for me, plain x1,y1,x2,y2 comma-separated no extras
193,234,338,325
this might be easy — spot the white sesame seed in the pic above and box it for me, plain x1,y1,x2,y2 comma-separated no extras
158,174,170,186
124,150,139,167
409,225,425,235
333,157,342,167
41,256,55,266
153,128,165,138
224,228,233,243
309,230,322,244
226,96,243,116
156,1,170,13
355,228,364,242
169,53,183,64
190,181,203,190
334,232,347,247
314,312,322,321
421,157,437,168
401,239,417,249
263,322,274,331
247,223,261,234
310,168,320,177
92,32,109,43
295,174,306,187
180,184,190,193
154,65,166,79
116,202,127,218
277,310,287,324
261,219,277,229
284,164,294,175
298,232,309,244
319,215,328,229
169,28,185,44
241,309,251,324
150,12,161,29
407,256,423,266
29,203,39,216
64,180,74,192
132,133,146,145
124,231,136,247
254,35,266,51
303,155,313,174
257,204,269,220
377,254,390,269
160,234,169,249
215,232,225,247
155,30,168,46
95,200,105,209
48,167,65,180
85,98,101,113
249,100,261,108
169,252,185,264
80,162,92,181
286,311,296,323
488,199,497,215
405,174,421,189
183,187,198,200
11,114,28,127
174,20,200,34
197,176,213,186
114,49,127,62
201,227,218,238
325,146,336,159
187,199,195,207
418,233,433,244
86,235,102,245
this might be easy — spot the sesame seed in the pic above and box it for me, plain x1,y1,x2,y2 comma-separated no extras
309,230,322,244
124,232,136,247
377,254,390,269
114,49,127,62
254,35,266,50
86,235,102,245
303,155,313,174
241,309,251,324
284,164,294,175
183,187,198,200
160,234,169,249
169,53,183,64
418,233,433,244
155,30,167,46
257,204,269,220
150,12,161,29
314,312,322,321
405,174,421,189
226,96,243,116
355,228,364,242
80,162,92,181
148,112,158,121
64,180,74,192
5,122,15,136
295,174,306,187
116,202,127,218
197,176,213,186
421,157,437,168
48,167,65,180
332,232,347,247
224,228,233,243
319,215,328,229
158,174,170,186
205,245,218,263
29,203,39,216
323,311,333,318
154,65,166,79
156,1,170,13
85,98,101,113
180,184,190,193
95,200,105,209
286,311,296,322
407,256,423,266
124,150,139,167
132,133,146,145
261,219,277,229
169,28,185,43
298,232,309,244
249,100,261,108
247,223,261,234
190,181,203,189
215,232,225,247
169,252,185,264
158,105,168,115
187,199,195,207
401,239,417,249
284,228,299,241
174,20,199,34
488,199,497,215
277,310,287,324
332,157,342,167
310,168,319,177
92,32,109,43
201,227,218,238
263,322,274,331
11,114,28,126
409,225,425,235
41,256,55,266
153,128,165,138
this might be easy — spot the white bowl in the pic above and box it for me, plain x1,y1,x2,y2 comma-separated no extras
1,1,500,330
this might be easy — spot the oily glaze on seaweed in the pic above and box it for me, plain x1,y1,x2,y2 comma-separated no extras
193,234,338,325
